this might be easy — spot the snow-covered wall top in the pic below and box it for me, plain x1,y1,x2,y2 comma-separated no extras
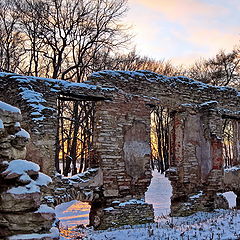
88,70,240,112
0,72,114,122
0,72,116,175
89,70,238,94
0,70,239,121
0,72,100,90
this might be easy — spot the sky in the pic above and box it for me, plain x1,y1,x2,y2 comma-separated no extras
125,0,240,66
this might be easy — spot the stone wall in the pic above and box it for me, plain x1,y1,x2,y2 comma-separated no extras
43,168,102,206
166,103,227,216
88,71,240,217
93,93,152,202
1,70,240,228
90,93,155,228
0,73,112,175
90,199,154,230
88,70,240,111
0,101,59,239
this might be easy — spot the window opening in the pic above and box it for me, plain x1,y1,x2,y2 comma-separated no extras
150,106,170,173
223,119,234,167
55,95,95,176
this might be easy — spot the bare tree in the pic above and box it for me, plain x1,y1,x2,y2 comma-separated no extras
0,0,24,72
13,0,130,81
151,107,170,173
102,50,185,76
188,48,240,88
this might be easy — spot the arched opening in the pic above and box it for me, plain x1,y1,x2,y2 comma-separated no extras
222,192,237,208
55,200,90,239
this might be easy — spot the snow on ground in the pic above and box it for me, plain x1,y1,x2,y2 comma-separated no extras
86,210,240,240
9,227,59,240
145,170,172,217
55,200,90,228
56,170,239,239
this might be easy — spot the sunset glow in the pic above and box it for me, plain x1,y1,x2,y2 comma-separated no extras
126,0,240,65
56,200,91,239
56,200,90,227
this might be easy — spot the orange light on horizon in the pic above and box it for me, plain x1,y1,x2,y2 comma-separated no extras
59,214,89,221
63,201,91,213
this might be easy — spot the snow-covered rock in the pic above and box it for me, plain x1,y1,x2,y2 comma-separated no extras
0,101,59,239
0,161,58,238
0,100,22,126
15,128,30,139
0,101,30,160
1,159,40,179
0,101,21,114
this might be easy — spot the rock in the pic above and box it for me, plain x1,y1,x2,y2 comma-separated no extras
0,210,55,236
11,136,29,150
18,173,32,184
0,191,41,212
1,160,40,180
0,101,22,127
103,189,119,197
0,101,59,239
214,194,229,209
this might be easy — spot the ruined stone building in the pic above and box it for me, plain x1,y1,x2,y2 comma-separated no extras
0,70,240,230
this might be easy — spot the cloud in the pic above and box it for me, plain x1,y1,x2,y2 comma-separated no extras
130,0,227,23
161,27,240,65
188,28,239,50
126,0,240,65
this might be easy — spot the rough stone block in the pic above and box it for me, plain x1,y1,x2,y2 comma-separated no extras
0,191,41,212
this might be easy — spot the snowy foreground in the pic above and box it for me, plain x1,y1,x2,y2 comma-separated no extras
57,171,239,239
91,211,239,240
59,210,240,240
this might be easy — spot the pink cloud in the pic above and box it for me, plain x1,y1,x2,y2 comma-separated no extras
188,28,239,50
130,0,227,23
172,28,239,65
126,0,240,65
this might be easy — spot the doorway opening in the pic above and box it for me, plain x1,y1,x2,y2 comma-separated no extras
222,117,239,168
146,105,172,219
